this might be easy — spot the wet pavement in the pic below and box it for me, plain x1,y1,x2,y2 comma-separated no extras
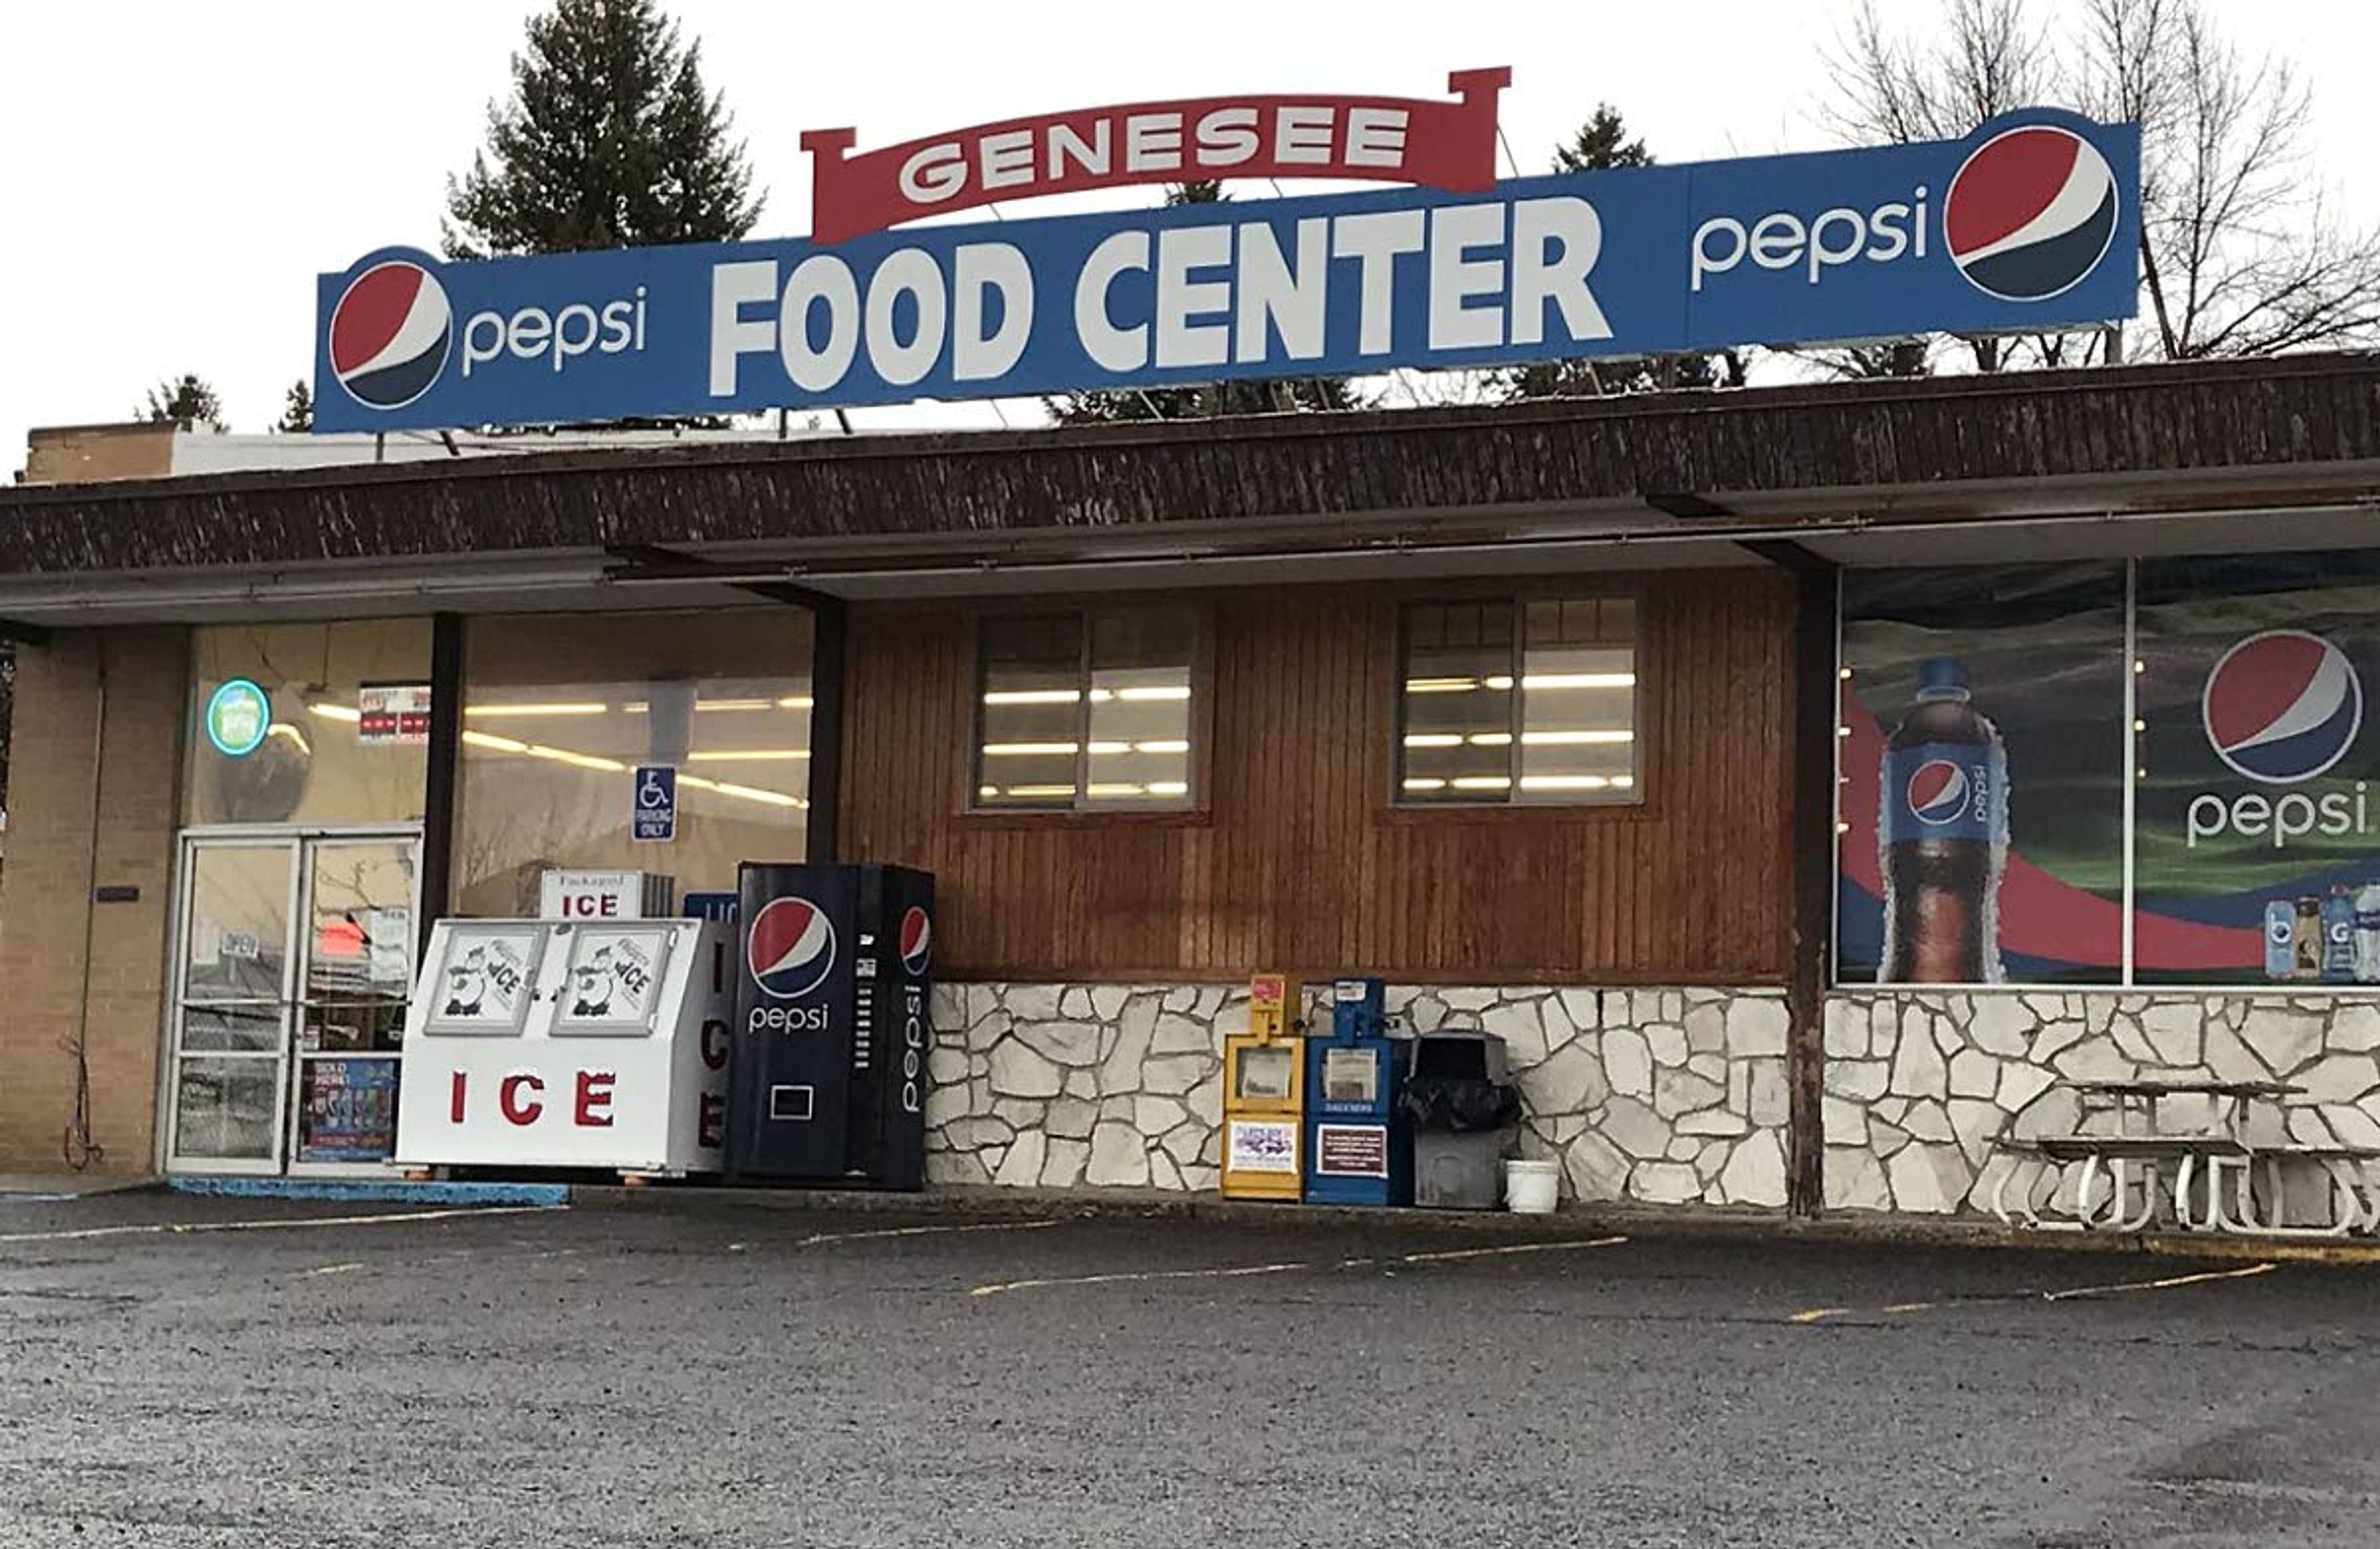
2,1191,2376,1547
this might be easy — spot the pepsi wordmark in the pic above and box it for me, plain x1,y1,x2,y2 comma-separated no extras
2190,630,2367,850
315,110,2138,433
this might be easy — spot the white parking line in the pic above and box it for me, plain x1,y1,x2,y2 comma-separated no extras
796,1220,1060,1248
971,1234,1630,1298
0,1204,558,1246
972,1260,1312,1298
1789,1260,2278,1324
1397,1235,1629,1265
295,1262,366,1279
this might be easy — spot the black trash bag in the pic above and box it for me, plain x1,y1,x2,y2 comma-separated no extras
1399,1075,1522,1133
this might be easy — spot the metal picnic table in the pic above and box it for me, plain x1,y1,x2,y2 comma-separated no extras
1990,1077,2380,1238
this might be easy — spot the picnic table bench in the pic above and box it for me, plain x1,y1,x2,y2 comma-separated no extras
1987,1079,2380,1238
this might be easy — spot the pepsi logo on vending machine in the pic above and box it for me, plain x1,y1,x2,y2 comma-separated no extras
898,906,932,976
746,896,837,1000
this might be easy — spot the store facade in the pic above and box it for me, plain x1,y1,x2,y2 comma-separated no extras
5,355,2380,1214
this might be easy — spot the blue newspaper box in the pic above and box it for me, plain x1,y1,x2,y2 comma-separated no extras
1301,978,1414,1207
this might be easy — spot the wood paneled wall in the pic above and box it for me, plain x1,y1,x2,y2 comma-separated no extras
840,570,1797,986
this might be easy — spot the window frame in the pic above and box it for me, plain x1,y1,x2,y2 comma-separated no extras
1386,588,1647,813
963,601,1211,821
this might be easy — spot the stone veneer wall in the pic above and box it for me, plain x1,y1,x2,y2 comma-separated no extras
1825,991,2380,1214
923,982,1794,1207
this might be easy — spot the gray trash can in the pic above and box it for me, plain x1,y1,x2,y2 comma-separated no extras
1398,1031,1521,1209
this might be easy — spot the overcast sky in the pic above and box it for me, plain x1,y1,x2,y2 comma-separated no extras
4,0,2375,472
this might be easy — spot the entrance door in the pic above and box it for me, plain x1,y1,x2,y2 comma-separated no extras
166,830,420,1175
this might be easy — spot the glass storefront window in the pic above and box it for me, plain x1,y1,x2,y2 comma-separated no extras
2134,552,2380,987
1836,565,2127,987
453,611,813,916
1396,598,1639,804
972,607,1199,811
1838,552,2380,990
184,620,432,827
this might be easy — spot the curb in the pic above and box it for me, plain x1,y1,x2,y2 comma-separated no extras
567,1181,2380,1263
169,1176,570,1207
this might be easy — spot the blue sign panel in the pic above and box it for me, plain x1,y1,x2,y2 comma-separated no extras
633,765,677,842
315,110,2137,433
682,890,739,923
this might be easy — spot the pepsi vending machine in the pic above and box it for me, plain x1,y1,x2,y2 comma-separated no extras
729,863,934,1189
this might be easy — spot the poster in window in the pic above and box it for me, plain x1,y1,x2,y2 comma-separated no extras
1838,565,2127,985
2133,554,2380,985
296,1056,399,1163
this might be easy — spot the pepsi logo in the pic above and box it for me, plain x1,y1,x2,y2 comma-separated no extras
329,260,452,410
2203,630,2363,785
1945,125,2119,302
1906,759,1970,825
898,906,932,977
746,896,837,1000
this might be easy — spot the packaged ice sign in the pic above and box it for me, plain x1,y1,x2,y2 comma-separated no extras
314,107,2139,434
537,868,676,921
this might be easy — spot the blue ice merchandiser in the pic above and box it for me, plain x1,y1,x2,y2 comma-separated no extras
1300,978,1414,1207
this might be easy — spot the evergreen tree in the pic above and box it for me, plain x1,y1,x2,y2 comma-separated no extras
1554,105,1651,173
141,374,227,432
444,0,761,258
1499,105,1742,401
275,379,314,435
1048,182,1365,425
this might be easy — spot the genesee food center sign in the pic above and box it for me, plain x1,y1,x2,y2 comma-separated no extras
314,71,2140,433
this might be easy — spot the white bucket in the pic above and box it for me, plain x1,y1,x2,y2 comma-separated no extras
1505,1158,1560,1215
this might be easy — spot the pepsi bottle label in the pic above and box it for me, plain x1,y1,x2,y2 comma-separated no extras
1881,744,2005,845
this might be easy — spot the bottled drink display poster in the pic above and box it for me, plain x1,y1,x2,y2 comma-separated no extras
1838,565,2128,985
2133,553,2380,986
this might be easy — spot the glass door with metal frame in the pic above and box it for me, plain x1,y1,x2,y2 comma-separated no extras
165,829,420,1175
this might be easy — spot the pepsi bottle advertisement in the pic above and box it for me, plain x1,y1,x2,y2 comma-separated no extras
1839,565,2128,985
2134,553,2380,986
728,862,934,1188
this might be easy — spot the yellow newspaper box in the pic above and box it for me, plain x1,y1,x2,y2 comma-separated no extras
1220,973,1304,1200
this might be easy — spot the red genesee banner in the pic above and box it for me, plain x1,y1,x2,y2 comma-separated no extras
801,68,1510,244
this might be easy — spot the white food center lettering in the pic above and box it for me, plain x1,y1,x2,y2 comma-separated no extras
706,196,1610,398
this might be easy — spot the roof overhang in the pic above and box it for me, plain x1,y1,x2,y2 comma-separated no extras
5,353,2379,625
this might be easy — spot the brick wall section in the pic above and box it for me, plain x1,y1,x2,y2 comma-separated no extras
0,628,187,1172
19,423,175,485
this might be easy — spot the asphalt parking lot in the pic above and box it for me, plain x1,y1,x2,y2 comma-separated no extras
2,1191,2376,1548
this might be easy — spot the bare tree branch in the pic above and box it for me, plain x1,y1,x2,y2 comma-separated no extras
1823,0,2380,368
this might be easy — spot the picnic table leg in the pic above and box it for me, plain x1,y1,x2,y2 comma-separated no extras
2075,1155,2114,1230
2175,1153,2202,1231
2112,1160,2163,1233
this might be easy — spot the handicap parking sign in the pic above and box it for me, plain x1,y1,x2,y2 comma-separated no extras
633,765,676,842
